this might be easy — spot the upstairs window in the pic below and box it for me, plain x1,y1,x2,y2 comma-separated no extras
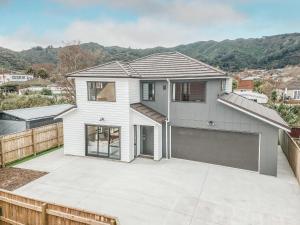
142,82,155,101
172,81,206,102
87,81,116,102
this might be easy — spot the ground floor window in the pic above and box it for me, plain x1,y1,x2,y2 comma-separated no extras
86,125,120,159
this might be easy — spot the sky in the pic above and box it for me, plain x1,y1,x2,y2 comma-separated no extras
0,0,299,51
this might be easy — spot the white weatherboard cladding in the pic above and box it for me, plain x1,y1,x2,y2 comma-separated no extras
225,77,232,93
129,78,140,103
64,77,131,162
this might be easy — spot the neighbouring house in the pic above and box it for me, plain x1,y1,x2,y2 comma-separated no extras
277,78,300,101
0,74,34,85
0,104,74,136
19,84,65,95
58,52,289,176
236,77,254,91
233,90,268,103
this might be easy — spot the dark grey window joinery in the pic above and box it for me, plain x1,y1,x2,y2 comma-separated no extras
86,125,121,160
142,82,155,101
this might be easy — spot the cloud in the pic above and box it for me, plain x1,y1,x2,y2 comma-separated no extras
62,18,200,48
54,0,245,26
0,28,59,51
0,0,246,50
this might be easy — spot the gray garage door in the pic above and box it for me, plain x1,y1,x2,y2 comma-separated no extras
171,127,259,171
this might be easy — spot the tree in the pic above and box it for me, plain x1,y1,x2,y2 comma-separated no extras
271,90,277,102
40,88,52,96
26,67,35,75
36,69,49,79
56,42,98,103
232,79,237,90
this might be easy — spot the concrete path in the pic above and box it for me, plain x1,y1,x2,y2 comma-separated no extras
15,147,300,225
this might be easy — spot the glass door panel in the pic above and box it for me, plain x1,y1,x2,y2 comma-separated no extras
97,126,109,157
87,126,98,155
109,127,120,159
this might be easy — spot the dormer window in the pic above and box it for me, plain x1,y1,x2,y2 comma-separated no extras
87,81,116,102
142,82,155,101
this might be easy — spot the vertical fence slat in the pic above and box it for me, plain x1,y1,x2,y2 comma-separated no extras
0,137,5,168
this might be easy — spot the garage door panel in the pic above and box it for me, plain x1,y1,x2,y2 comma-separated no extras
171,127,259,171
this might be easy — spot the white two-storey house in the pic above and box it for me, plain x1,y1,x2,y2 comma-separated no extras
59,52,289,176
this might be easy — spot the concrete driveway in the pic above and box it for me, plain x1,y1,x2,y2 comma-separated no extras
15,147,300,225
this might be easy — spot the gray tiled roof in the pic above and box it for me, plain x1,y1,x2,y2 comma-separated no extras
129,52,225,78
68,52,226,78
218,93,289,130
131,103,166,124
67,61,130,78
3,104,75,121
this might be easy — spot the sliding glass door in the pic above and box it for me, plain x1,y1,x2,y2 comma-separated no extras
86,125,120,159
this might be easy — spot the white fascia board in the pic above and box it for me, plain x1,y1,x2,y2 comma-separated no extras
130,108,163,126
138,76,228,81
54,108,77,119
217,99,291,133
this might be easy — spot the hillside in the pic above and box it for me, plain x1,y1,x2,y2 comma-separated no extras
1,33,300,72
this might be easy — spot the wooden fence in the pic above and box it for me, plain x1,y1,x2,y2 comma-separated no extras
0,123,63,167
279,130,300,184
0,189,119,225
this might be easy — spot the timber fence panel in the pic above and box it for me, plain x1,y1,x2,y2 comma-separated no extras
0,122,63,167
279,130,300,184
0,190,119,225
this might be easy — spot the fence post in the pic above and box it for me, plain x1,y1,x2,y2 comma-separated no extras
0,137,5,168
31,129,36,156
41,203,48,225
56,123,59,147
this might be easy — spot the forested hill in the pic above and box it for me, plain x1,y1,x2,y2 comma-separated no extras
1,33,300,72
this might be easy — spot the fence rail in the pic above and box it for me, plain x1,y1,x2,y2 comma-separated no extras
279,130,300,184
0,190,119,225
0,122,63,167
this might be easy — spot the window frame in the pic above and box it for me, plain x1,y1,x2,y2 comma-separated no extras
172,81,207,103
87,81,116,102
85,124,121,160
142,82,155,101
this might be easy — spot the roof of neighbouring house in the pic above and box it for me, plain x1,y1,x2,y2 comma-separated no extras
67,52,227,79
130,103,166,124
0,120,26,136
2,104,75,121
237,79,254,90
218,93,289,131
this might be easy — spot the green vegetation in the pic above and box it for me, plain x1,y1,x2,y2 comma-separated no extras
40,88,52,95
270,103,300,125
1,33,300,72
7,146,60,167
0,94,70,110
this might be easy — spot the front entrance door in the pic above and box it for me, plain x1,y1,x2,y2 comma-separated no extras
141,126,154,156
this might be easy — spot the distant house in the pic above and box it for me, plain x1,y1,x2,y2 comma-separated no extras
234,90,268,104
236,77,254,91
0,74,34,85
0,104,74,136
277,79,300,100
19,84,65,95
